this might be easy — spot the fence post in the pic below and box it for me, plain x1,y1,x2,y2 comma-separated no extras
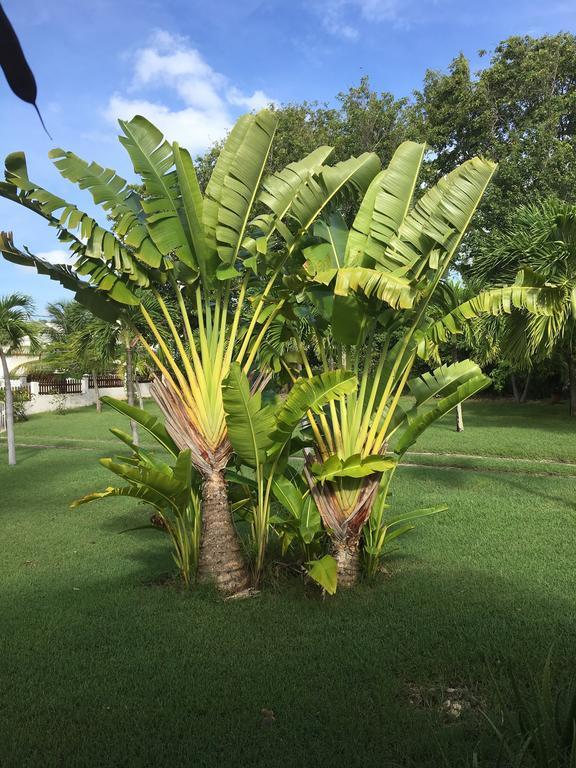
81,374,90,395
29,381,39,397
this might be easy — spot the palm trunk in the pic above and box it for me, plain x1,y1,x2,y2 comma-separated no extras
334,540,360,588
570,350,576,417
520,372,531,404
455,402,464,432
135,380,144,410
453,348,464,431
511,374,520,403
0,349,16,466
92,370,102,413
125,342,139,445
197,470,250,594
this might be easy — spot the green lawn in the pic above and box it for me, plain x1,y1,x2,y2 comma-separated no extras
0,400,575,767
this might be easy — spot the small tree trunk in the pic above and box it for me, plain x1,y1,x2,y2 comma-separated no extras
455,402,464,432
135,380,144,410
0,349,16,466
520,372,531,404
570,351,576,418
92,370,102,413
125,342,139,445
334,540,360,588
197,470,250,594
511,374,520,403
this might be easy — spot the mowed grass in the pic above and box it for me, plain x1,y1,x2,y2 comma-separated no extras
0,399,575,767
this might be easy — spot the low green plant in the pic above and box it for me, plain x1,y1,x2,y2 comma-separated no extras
71,398,202,586
484,655,576,767
0,385,31,422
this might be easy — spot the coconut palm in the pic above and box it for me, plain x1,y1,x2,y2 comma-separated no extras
0,110,379,592
0,293,40,465
468,199,576,415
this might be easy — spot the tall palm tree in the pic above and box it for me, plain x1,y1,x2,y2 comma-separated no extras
0,293,40,465
469,199,576,415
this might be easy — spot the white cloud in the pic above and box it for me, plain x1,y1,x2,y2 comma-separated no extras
104,31,276,154
37,250,72,265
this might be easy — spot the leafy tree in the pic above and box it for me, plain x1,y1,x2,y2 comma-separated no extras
0,293,40,465
469,199,576,415
410,33,576,245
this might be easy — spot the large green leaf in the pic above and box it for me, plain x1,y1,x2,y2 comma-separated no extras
173,144,216,283
394,374,490,455
287,153,381,247
311,453,396,482
48,148,164,269
0,232,129,318
100,396,179,456
334,266,417,309
1,153,149,294
382,157,497,280
256,145,334,241
118,116,197,271
271,474,304,519
71,484,168,512
306,554,337,594
345,141,426,268
222,362,276,467
203,110,277,268
273,370,357,447
408,360,486,406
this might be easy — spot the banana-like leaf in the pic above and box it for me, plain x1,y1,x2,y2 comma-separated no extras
394,374,490,455
99,456,188,498
3,152,151,292
311,453,397,482
70,484,167,511
287,153,381,243
334,266,417,309
299,497,322,544
48,148,164,269
408,360,486,406
273,370,358,447
0,232,128,319
222,362,276,468
173,143,216,283
256,145,334,239
345,141,426,268
118,116,197,271
203,110,277,268
306,554,337,594
108,427,173,475
271,474,304,519
384,505,447,528
100,396,179,456
383,157,497,279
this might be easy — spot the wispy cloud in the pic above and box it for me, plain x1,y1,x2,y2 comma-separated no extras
314,0,442,39
104,31,276,154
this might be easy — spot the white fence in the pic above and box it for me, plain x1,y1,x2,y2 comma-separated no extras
0,401,5,433
0,376,151,416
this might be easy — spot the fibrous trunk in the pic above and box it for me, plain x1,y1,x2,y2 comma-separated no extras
333,540,360,588
197,470,250,594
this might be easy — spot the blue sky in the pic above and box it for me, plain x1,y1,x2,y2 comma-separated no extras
0,0,574,315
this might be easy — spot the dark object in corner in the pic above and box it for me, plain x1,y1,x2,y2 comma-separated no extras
0,3,51,137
